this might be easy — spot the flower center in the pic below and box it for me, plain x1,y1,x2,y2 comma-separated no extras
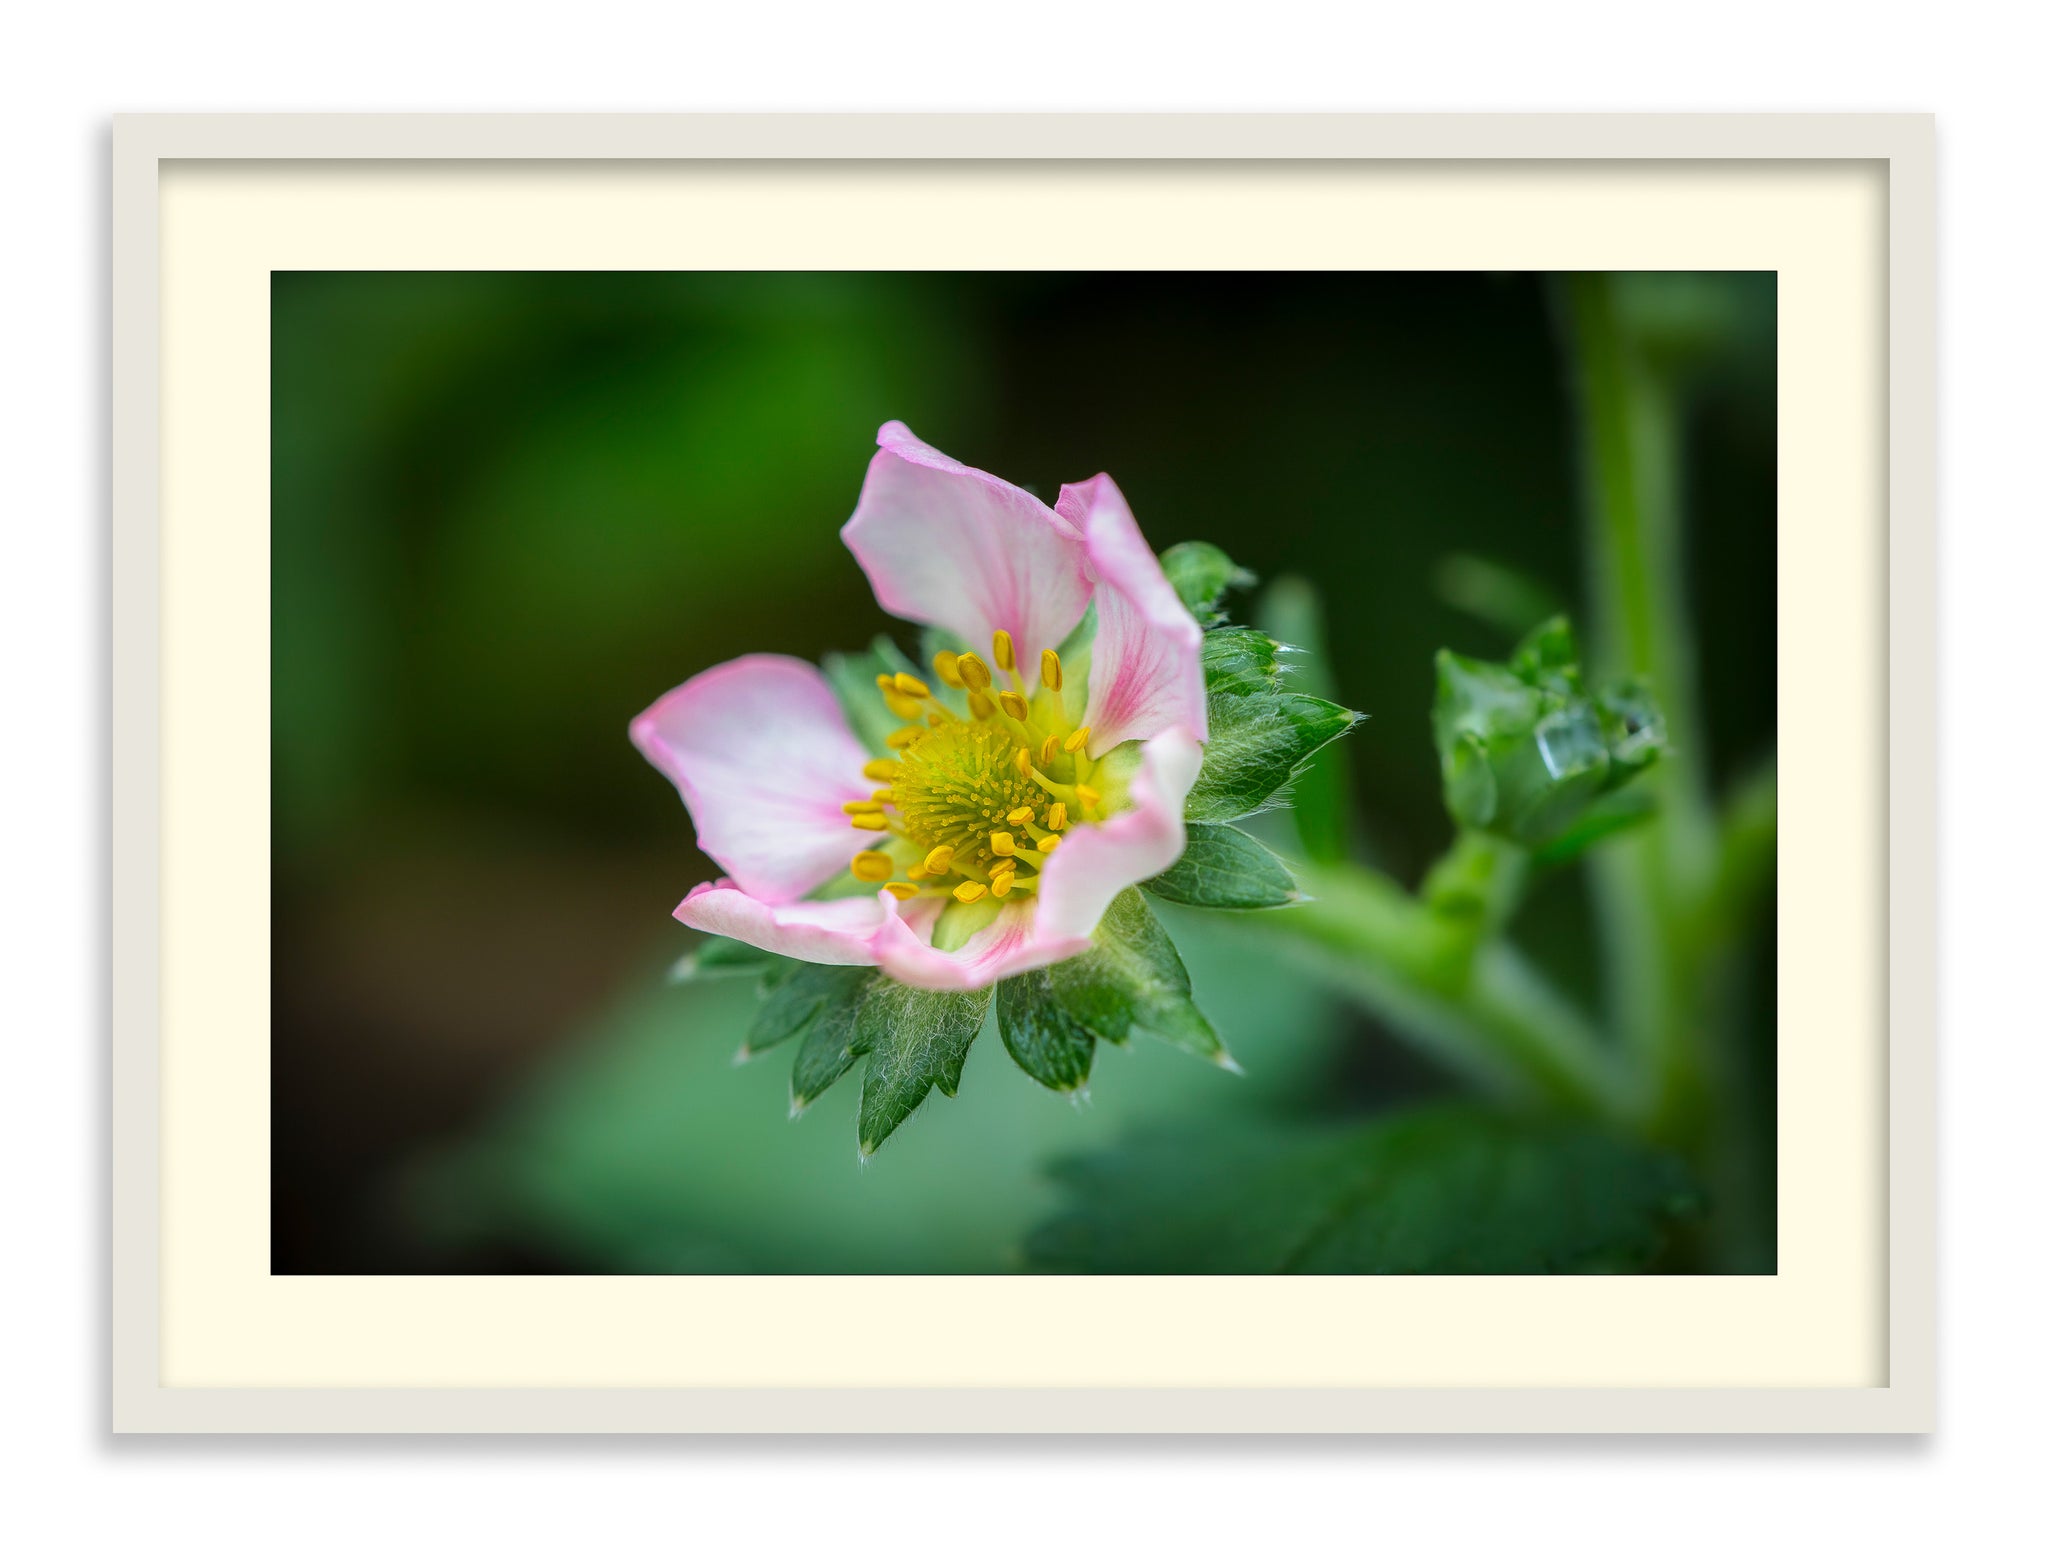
841,631,1114,908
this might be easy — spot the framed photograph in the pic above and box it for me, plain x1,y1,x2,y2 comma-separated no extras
111,114,1933,1433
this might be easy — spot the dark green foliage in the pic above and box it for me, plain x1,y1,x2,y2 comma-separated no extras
1433,615,1666,847
1199,626,1283,698
744,962,869,1057
1160,540,1255,624
1143,823,1298,910
1185,690,1360,823
1043,890,1230,1064
1026,1105,1699,1273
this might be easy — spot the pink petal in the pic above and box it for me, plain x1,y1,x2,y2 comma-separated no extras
1055,474,1208,752
842,422,1093,669
872,898,1092,992
631,654,875,906
674,880,908,967
1034,727,1204,941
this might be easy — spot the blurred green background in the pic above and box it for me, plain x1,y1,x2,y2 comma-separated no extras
271,271,1775,1273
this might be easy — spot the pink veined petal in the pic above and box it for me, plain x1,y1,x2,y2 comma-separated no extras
674,880,935,969
1034,727,1204,942
871,897,1093,992
1055,473,1208,752
841,422,1094,668
631,654,874,906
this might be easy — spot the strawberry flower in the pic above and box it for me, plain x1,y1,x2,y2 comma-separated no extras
632,423,1208,992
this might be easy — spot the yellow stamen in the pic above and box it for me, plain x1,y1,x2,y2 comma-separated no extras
992,630,1016,672
1013,747,1033,777
850,813,890,832
990,871,1015,899
1074,783,1101,809
1038,736,1059,766
967,691,996,721
892,672,930,699
926,711,945,727
957,653,993,694
842,799,883,815
883,881,921,901
1063,727,1091,754
989,831,1016,857
1036,833,1062,854
932,650,964,688
998,690,1029,721
874,673,895,692
1006,805,1035,826
1047,802,1068,831
1040,649,1062,691
905,863,928,882
952,880,989,905
863,759,902,782
885,726,926,750
871,788,894,803
850,851,894,882
923,844,955,875
884,691,926,721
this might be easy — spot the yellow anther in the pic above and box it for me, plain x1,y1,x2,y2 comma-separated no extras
990,871,1015,899
992,630,1016,672
989,855,1017,875
851,851,894,882
905,863,928,882
885,726,927,750
1038,736,1060,766
849,813,890,832
1036,833,1062,854
989,831,1017,857
923,844,955,875
926,711,945,727
892,672,930,699
884,691,926,721
932,650,964,688
883,881,921,901
998,690,1029,721
1063,726,1091,754
957,653,993,693
952,880,989,905
1074,783,1102,809
1006,805,1036,826
874,673,895,692
842,799,883,815
1047,802,1068,831
863,758,902,782
1013,747,1033,777
967,691,996,721
1040,649,1062,691
871,788,894,803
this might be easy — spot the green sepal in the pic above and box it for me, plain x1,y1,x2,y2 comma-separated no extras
1046,889,1232,1066
1184,690,1360,823
1160,541,1255,625
1141,822,1298,910
995,970,1097,1092
823,635,925,756
1199,626,1282,698
787,970,875,1107
852,979,994,1156
1432,615,1667,848
1025,1104,1699,1274
742,962,867,1058
670,935,779,982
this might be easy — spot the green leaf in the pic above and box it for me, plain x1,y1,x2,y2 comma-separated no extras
1200,626,1282,698
1026,1104,1699,1273
1142,822,1298,910
1048,889,1231,1065
1184,690,1359,822
852,979,994,1156
1256,576,1357,865
995,970,1096,1092
1160,541,1254,625
823,635,924,756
